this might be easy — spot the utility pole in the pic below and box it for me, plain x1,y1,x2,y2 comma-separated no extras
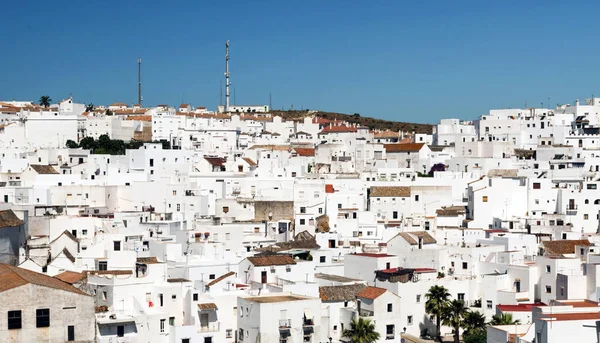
137,58,142,106
225,40,230,113
269,92,272,111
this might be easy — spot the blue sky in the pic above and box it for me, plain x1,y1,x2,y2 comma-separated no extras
1,1,599,123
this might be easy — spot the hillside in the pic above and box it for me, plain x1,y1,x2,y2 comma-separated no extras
271,110,433,134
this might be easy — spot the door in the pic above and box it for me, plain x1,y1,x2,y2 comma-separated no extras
200,313,209,328
117,325,124,337
261,271,267,284
67,326,74,341
569,199,575,210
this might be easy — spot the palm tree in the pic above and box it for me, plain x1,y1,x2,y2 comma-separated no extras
39,95,52,108
342,317,380,343
463,310,486,334
425,285,451,341
441,300,468,343
490,313,520,326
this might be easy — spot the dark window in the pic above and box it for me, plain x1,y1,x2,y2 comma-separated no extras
67,325,75,341
209,274,215,280
169,317,175,325
113,241,121,251
193,293,198,301
36,308,50,328
462,262,468,270
117,325,125,337
320,256,326,263
387,303,393,312
415,195,419,201
182,339,190,343
300,207,306,214
300,219,305,225
98,261,107,271
533,182,541,189
7,310,21,329
149,158,154,167
393,211,398,219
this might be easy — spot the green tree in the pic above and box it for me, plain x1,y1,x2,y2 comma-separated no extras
79,137,96,150
105,109,114,116
425,285,451,342
65,140,79,149
489,313,520,326
85,103,94,112
39,95,52,108
463,329,487,343
463,311,486,335
441,300,469,343
342,318,380,343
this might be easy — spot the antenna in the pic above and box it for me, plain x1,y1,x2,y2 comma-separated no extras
234,85,236,106
269,92,272,111
137,58,142,106
220,80,223,107
225,40,230,113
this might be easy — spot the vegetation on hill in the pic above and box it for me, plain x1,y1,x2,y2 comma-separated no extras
271,110,433,134
66,135,170,155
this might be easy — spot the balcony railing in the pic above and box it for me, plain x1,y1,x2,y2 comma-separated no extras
199,321,220,332
386,334,395,339
279,319,291,328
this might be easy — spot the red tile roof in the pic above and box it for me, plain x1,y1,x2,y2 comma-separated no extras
242,157,257,166
205,157,227,167
325,184,335,193
247,255,296,267
497,303,546,312
542,239,591,255
54,271,87,284
556,300,600,308
384,143,425,153
294,148,315,157
0,264,88,295
543,312,600,321
357,286,387,300
320,125,357,134
353,253,395,258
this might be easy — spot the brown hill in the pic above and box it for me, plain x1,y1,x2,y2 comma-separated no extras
271,110,433,134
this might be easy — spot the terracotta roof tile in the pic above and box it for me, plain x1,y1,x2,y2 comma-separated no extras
0,264,89,295
320,125,357,134
205,157,227,167
86,270,133,276
325,184,335,193
294,148,315,157
0,210,24,228
54,271,86,284
319,284,367,302
136,257,162,264
353,253,395,258
198,303,218,310
373,130,399,139
384,143,425,153
242,157,257,166
167,278,191,283
247,255,297,267
487,169,519,178
206,271,235,287
396,231,437,245
370,186,411,197
542,239,590,256
543,312,600,321
29,164,59,174
357,286,387,300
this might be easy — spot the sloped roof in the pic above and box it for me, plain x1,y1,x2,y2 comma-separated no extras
198,303,218,310
29,164,59,174
167,278,191,283
320,125,357,134
319,284,367,302
204,157,227,167
0,210,24,228
373,130,399,139
542,239,590,255
0,264,88,295
60,248,75,263
487,169,519,178
436,206,466,216
109,102,127,106
294,148,315,157
396,231,437,245
242,157,257,166
137,257,162,264
206,271,235,287
54,271,86,284
357,286,387,300
247,255,296,267
384,143,425,153
248,144,290,151
370,186,411,197
254,231,320,252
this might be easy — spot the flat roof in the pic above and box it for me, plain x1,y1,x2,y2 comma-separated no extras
315,273,362,283
244,295,310,303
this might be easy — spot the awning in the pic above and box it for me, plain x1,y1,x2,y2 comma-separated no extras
198,303,218,311
304,309,313,320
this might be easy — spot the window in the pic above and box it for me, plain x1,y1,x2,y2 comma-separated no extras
99,261,107,271
82,229,87,235
393,211,398,219
416,295,421,303
169,317,175,325
102,291,107,300
545,286,552,293
486,301,493,309
160,319,166,333
387,303,393,312
209,274,215,280
320,256,326,263
222,206,229,213
36,308,50,328
7,310,21,330
588,184,598,190
239,329,244,341
407,315,413,325
585,214,589,220
546,265,551,273
182,339,190,343
415,195,419,201
482,196,488,202
150,158,154,167
113,241,121,251
318,208,323,214
344,301,348,307
462,262,468,270
533,182,541,189
193,293,198,301
300,219,305,225
172,294,177,299
67,325,75,341
300,207,306,214
117,325,124,337
386,324,395,339
458,293,465,301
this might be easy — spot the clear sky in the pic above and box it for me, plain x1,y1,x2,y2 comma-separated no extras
2,1,600,123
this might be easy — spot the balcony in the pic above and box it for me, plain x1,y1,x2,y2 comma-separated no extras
386,333,395,340
566,205,578,215
199,321,220,333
